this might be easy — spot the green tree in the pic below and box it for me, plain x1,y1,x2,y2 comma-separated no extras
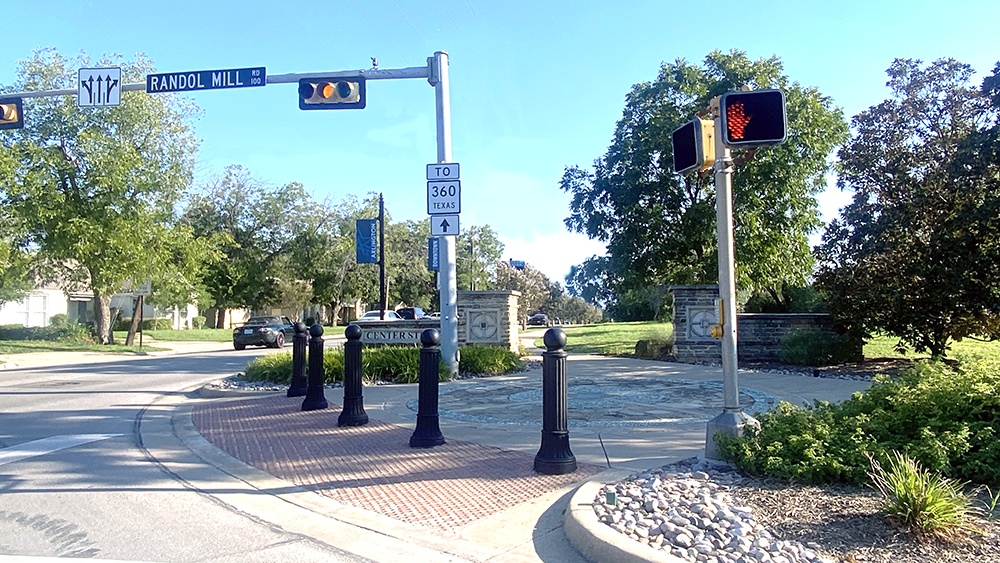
816,58,1000,357
2,49,199,343
561,50,847,318
494,261,558,318
182,165,315,325
456,224,504,291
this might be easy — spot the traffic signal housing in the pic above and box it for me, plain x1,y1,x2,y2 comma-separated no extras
0,98,24,130
672,118,715,174
298,78,366,110
719,89,787,147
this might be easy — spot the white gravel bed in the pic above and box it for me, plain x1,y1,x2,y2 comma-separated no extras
594,458,834,563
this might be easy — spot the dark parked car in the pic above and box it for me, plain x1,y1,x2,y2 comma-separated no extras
395,307,425,320
233,316,295,350
527,313,549,326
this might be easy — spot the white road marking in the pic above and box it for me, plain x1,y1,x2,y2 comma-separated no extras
0,434,123,466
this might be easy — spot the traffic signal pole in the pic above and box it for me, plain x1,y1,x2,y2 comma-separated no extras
704,97,758,460
430,51,459,378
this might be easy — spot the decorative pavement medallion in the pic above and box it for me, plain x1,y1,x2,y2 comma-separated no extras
406,377,779,428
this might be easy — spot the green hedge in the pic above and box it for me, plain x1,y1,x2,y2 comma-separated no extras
716,359,1000,487
244,344,524,385
0,322,92,343
113,317,173,331
778,328,858,366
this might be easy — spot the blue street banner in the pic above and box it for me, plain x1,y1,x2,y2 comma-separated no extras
356,219,378,264
428,238,440,271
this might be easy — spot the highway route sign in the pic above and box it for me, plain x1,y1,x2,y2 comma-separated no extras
427,180,461,215
78,67,121,107
431,215,460,236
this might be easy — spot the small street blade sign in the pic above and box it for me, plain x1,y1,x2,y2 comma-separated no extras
426,162,459,180
427,180,461,215
428,238,440,271
146,67,266,94
79,67,122,107
431,215,460,236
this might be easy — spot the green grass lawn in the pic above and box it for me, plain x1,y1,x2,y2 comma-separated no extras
864,333,1000,363
0,340,166,355
142,328,233,342
531,321,674,355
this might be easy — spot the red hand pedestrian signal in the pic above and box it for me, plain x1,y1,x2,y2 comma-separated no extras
725,101,750,141
719,89,787,147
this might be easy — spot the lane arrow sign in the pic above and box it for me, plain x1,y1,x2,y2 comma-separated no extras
430,214,460,236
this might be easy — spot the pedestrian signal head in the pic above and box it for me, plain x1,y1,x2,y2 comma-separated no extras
672,118,715,174
0,98,24,130
298,78,366,110
719,89,787,147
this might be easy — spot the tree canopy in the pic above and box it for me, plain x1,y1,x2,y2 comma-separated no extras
816,58,1000,357
561,50,847,318
1,49,202,343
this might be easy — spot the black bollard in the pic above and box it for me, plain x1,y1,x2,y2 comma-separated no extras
287,322,309,397
534,327,577,475
409,328,446,448
301,323,328,411
338,324,369,427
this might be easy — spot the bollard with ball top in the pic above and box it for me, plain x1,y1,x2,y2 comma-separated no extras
409,328,446,448
338,324,369,426
534,327,577,475
287,322,308,398
301,324,328,411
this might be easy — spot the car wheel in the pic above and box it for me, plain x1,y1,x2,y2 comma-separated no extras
234,342,246,350
274,333,285,348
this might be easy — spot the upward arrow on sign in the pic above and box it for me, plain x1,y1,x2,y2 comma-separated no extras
431,214,459,236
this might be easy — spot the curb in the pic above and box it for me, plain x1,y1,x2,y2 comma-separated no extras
565,470,687,563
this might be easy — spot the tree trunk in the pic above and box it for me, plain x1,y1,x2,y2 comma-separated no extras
125,296,142,346
216,308,226,329
93,290,113,345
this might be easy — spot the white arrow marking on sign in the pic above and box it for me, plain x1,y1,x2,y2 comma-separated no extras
431,215,460,236
0,434,122,466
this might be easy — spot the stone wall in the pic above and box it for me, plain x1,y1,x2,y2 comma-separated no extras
456,290,521,353
669,285,860,363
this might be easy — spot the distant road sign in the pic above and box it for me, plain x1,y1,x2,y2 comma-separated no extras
427,180,461,215
146,67,266,94
428,238,440,271
431,215,460,236
426,163,459,180
79,68,121,107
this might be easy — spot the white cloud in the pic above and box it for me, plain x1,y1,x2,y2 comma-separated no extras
500,231,606,285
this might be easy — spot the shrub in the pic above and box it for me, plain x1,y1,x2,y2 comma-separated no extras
634,339,672,358
459,345,525,375
778,328,857,366
869,451,980,540
0,321,92,343
48,314,68,327
192,316,206,329
717,359,1000,487
242,346,452,385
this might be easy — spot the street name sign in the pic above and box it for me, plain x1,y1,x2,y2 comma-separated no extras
431,215,460,236
427,180,461,215
79,67,121,107
146,67,266,94
426,162,459,180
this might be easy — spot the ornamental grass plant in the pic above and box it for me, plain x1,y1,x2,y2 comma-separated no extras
868,451,981,541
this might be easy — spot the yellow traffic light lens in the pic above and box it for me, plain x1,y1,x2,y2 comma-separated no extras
0,103,16,121
320,82,335,99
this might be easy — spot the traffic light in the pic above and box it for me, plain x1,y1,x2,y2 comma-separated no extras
672,118,715,174
719,89,787,147
0,98,24,130
298,78,366,110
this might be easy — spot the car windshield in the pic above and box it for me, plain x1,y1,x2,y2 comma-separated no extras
245,317,280,326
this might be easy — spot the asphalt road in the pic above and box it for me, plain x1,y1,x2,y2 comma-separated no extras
0,348,370,563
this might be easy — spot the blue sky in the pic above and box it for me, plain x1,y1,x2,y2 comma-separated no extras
2,0,998,283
